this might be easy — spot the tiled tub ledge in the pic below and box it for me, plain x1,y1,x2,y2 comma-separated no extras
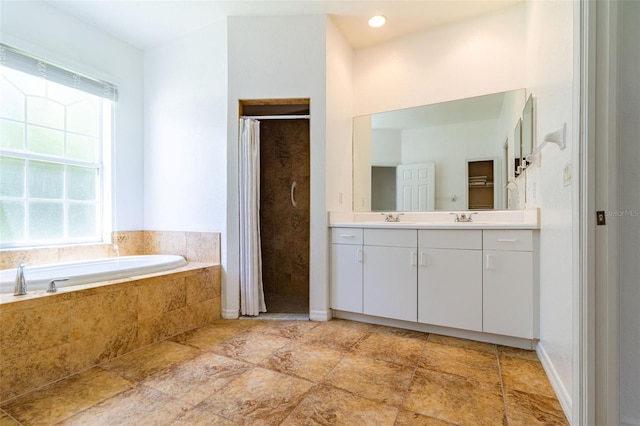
0,262,221,403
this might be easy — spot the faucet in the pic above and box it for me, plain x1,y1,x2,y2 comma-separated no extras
450,212,478,222
381,212,405,222
14,262,27,296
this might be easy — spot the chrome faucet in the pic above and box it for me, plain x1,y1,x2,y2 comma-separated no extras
450,212,478,222
14,262,27,296
381,212,405,222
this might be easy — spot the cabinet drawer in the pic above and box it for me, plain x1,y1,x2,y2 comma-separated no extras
483,230,533,251
331,228,363,245
419,230,482,249
364,229,416,248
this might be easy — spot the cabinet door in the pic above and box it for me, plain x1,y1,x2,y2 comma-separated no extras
330,244,363,313
418,248,482,331
483,250,534,338
363,246,417,322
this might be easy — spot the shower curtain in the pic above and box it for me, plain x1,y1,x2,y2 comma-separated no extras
239,118,267,316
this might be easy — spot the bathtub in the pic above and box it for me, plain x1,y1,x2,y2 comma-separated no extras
0,255,187,294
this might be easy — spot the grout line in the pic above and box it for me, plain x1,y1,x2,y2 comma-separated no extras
496,350,510,426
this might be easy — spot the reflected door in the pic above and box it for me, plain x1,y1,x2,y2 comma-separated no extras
396,163,435,211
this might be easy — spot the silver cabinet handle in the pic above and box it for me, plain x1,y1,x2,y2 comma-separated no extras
485,254,494,270
357,248,363,263
497,238,518,242
411,252,417,266
291,181,297,207
339,234,355,238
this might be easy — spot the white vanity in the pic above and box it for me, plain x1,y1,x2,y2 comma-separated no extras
329,209,539,349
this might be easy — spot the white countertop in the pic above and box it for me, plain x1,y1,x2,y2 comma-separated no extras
329,222,538,230
328,209,540,230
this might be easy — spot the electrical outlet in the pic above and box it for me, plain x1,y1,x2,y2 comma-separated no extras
338,192,343,205
563,162,572,186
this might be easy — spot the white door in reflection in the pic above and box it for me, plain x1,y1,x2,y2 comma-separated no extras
396,162,435,211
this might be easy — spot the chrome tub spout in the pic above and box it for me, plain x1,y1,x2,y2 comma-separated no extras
14,262,27,296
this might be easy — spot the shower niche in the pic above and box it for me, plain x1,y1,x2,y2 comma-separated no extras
240,99,310,314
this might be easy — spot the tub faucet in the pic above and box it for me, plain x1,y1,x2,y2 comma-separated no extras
14,262,27,296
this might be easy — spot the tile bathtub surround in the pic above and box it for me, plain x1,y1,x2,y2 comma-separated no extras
0,264,221,402
0,230,220,269
0,319,568,425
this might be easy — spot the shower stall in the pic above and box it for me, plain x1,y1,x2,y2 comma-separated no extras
240,100,310,314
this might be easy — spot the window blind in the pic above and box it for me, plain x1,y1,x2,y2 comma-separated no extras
0,43,118,101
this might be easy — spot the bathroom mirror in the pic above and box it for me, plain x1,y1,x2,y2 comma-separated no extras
521,94,534,163
353,89,527,212
514,118,522,177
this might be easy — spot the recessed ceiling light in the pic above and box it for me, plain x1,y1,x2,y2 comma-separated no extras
368,15,386,28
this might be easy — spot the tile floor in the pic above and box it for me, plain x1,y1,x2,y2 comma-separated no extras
0,319,568,425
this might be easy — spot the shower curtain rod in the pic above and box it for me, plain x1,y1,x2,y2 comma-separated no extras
241,115,310,120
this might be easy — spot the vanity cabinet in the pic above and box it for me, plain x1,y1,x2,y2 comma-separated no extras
482,230,536,339
363,229,417,322
418,230,483,331
330,228,363,313
330,226,538,341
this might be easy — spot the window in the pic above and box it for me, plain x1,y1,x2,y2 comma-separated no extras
0,44,117,248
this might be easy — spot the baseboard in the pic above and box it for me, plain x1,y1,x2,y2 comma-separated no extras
622,416,640,426
309,309,331,322
536,342,573,424
222,308,239,319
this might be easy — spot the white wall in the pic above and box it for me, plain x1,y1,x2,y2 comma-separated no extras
402,119,500,210
325,18,353,213
618,1,640,423
226,15,328,320
143,21,228,232
524,0,575,419
0,1,144,231
353,3,526,117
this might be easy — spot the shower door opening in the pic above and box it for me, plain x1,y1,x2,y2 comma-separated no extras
240,99,310,314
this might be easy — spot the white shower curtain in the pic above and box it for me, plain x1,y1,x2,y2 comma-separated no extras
239,118,267,316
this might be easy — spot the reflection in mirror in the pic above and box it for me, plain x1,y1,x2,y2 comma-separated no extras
521,94,534,163
514,118,522,177
353,89,527,212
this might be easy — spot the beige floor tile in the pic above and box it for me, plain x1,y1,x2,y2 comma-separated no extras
367,324,429,341
427,334,497,354
60,384,192,425
419,341,501,384
0,367,133,425
498,345,540,362
250,320,320,339
403,368,506,425
505,388,569,425
212,331,291,363
170,321,249,350
395,410,455,425
196,367,314,425
282,385,398,426
100,340,200,382
171,406,235,425
324,353,415,406
0,411,18,426
299,321,368,352
500,354,556,398
259,340,344,382
142,352,252,404
352,332,427,367
324,318,372,332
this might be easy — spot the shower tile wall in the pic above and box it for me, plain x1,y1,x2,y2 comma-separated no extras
259,120,310,313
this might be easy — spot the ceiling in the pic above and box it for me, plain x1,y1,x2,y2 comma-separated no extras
43,0,522,50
